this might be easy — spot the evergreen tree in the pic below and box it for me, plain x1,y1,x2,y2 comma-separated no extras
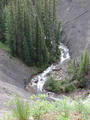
5,0,61,67
0,0,8,42
79,51,89,75
35,16,49,67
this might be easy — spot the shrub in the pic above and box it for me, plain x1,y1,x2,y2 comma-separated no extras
79,51,89,75
30,95,51,120
11,96,30,120
74,98,90,120
56,114,69,120
44,76,76,93
44,76,63,93
2,95,90,120
68,51,90,88
44,76,57,92
78,51,90,88
68,60,77,76
30,100,50,120
64,83,76,93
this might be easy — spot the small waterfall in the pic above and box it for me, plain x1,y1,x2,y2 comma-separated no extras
31,65,55,92
31,43,70,100
59,43,70,64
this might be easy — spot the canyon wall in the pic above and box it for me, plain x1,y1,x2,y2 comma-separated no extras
57,0,90,59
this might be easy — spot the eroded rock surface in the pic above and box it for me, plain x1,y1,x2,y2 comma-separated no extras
0,49,35,116
0,49,34,88
57,0,90,59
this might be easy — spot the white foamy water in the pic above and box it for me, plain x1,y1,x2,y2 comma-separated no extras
31,65,55,92
31,43,70,93
59,43,70,64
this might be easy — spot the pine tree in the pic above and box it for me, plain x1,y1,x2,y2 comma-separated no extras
0,0,8,42
35,16,49,67
5,0,61,67
79,51,89,75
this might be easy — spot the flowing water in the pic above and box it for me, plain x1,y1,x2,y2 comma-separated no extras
31,43,70,100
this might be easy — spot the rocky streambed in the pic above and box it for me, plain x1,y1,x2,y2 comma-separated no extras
27,43,71,100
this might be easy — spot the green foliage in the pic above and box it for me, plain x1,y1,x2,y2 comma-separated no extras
30,100,50,120
4,0,61,68
68,60,78,76
55,98,71,118
68,51,89,88
0,41,10,52
41,51,89,94
73,98,90,120
56,115,69,120
44,76,76,93
11,96,30,120
0,0,8,43
79,51,89,75
68,51,89,76
1,114,13,120
1,95,90,120
64,83,76,93
44,76,58,93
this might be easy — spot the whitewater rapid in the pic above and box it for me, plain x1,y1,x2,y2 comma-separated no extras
31,43,70,95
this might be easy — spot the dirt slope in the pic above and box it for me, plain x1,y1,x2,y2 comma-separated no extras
0,49,34,88
0,49,35,116
57,0,90,59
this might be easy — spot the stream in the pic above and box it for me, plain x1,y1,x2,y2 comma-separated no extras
31,43,70,100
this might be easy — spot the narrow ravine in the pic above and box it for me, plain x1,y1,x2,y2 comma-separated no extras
31,43,70,100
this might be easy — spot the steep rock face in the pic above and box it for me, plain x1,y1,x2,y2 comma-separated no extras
57,0,90,59
0,49,34,88
0,49,35,116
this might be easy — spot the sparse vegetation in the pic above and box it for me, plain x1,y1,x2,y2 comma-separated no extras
44,76,76,93
44,51,89,94
79,51,89,75
68,50,90,88
11,96,30,120
1,95,90,120
0,41,10,52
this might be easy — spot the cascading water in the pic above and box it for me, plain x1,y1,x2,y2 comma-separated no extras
31,43,70,100
59,43,70,64
31,65,55,92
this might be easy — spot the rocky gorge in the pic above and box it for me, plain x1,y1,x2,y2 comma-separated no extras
0,0,90,118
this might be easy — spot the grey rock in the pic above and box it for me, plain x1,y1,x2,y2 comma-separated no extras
57,0,90,59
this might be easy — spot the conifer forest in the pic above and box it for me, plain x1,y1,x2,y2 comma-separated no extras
0,0,60,67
